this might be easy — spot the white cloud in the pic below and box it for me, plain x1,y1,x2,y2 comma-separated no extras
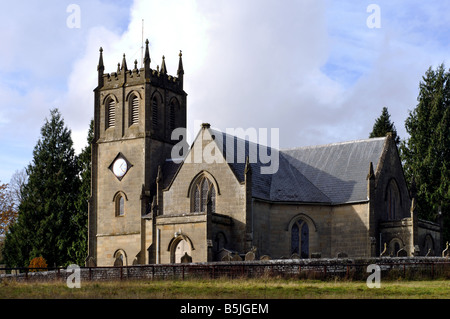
2,0,450,183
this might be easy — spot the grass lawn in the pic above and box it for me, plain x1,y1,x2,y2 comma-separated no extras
1,277,450,299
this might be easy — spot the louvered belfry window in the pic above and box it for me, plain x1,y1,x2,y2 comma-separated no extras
107,99,115,128
131,96,139,125
152,97,158,127
169,100,176,131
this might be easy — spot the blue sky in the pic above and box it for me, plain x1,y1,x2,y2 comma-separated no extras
0,0,449,183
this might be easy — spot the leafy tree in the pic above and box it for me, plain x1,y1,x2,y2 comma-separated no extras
0,182,17,237
3,109,80,267
400,64,450,243
8,169,28,211
369,106,400,145
28,256,48,272
0,182,17,263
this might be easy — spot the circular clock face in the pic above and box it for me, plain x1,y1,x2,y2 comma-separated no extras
113,158,128,177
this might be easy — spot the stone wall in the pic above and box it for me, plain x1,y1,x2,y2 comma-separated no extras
252,201,371,259
2,257,450,283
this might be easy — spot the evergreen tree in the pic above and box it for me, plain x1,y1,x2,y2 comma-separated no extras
369,106,400,145
68,119,93,265
400,64,450,243
3,109,80,267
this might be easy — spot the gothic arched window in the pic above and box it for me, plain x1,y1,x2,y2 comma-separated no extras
386,179,401,220
192,176,216,214
291,219,309,258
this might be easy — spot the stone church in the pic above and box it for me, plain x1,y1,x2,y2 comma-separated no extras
87,40,442,267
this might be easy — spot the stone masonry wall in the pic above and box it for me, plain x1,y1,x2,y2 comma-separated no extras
2,257,449,283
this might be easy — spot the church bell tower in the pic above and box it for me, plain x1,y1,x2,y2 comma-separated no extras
87,40,187,266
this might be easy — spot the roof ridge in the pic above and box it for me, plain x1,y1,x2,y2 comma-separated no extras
281,136,386,152
209,127,278,150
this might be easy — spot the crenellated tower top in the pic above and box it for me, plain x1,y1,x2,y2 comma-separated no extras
96,39,184,93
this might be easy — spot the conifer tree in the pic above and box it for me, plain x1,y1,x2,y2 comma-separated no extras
3,109,80,267
68,119,93,265
369,106,400,145
400,64,450,243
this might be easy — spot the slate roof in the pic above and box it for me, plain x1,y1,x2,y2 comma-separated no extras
163,128,387,205
281,137,386,204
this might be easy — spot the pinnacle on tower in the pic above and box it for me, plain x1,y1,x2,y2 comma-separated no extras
160,55,167,74
144,39,151,65
177,50,184,87
97,47,104,71
121,53,128,71
97,47,104,86
177,50,184,76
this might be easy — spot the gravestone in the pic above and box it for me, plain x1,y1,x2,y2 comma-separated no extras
85,256,96,267
221,253,232,262
231,253,242,261
397,248,407,257
180,252,192,263
245,251,255,261
245,247,257,261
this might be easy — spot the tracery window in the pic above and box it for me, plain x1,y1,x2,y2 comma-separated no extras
192,176,216,213
291,219,309,258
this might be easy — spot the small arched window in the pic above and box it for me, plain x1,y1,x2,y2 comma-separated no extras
106,99,115,129
291,219,309,258
116,194,125,216
130,95,139,125
192,177,216,213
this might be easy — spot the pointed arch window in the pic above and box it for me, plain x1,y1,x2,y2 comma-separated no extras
130,95,139,125
106,99,116,129
386,179,401,220
115,193,125,217
192,177,216,213
291,220,309,258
